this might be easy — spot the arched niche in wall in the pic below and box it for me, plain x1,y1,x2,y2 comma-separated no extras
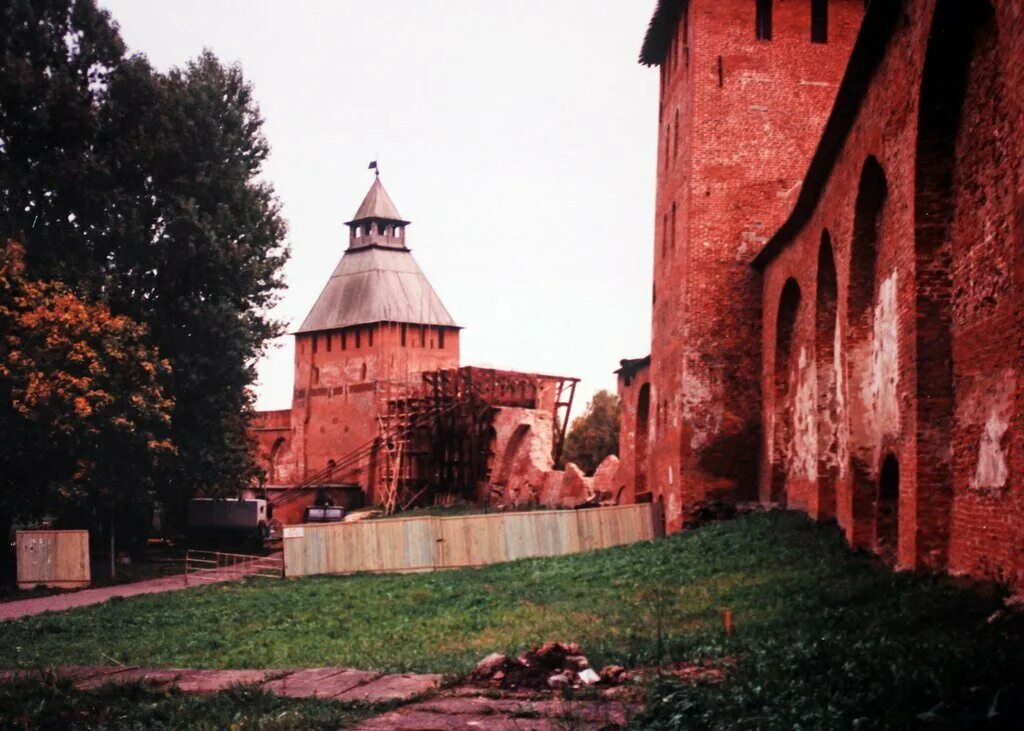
912,0,994,569
636,383,651,498
876,453,900,564
847,155,887,545
268,437,286,484
816,231,839,520
771,278,801,506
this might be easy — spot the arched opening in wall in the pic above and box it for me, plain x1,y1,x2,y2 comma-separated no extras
816,232,839,520
847,156,887,544
484,427,499,484
495,424,531,487
268,437,286,484
326,459,337,481
913,0,993,569
876,453,900,563
636,384,651,497
771,278,801,506
360,362,367,381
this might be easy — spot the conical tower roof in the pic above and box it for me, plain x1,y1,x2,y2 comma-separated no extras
296,247,458,332
346,176,408,224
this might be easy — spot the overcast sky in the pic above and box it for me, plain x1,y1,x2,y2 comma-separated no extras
101,0,658,414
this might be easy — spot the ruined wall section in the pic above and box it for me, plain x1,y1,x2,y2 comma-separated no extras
616,359,651,506
758,0,1024,582
250,409,295,485
488,406,621,510
650,0,862,530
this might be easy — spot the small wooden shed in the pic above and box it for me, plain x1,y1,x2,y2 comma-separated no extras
16,530,91,589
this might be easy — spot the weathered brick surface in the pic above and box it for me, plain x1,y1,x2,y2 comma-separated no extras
616,358,651,507
758,0,1024,583
645,0,862,530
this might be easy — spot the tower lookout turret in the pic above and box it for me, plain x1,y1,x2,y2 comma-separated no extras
345,176,410,250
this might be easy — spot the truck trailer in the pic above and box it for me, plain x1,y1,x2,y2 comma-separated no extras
186,498,270,551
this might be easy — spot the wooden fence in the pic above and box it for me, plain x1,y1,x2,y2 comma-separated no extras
283,503,661,578
16,530,91,589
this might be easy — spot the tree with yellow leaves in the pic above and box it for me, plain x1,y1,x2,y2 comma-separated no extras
0,241,174,543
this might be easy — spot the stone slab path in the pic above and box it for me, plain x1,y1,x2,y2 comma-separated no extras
2,666,639,728
0,665,443,703
355,692,639,729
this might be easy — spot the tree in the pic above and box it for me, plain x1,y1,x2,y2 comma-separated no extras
0,1,288,512
0,241,174,540
560,390,620,475
0,0,126,288
98,52,288,504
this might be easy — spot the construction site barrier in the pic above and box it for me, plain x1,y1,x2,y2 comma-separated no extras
282,503,662,578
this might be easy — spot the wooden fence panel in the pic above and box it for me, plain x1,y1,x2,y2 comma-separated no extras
16,530,90,589
283,504,657,578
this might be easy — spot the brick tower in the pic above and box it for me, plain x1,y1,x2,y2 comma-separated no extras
634,0,863,530
282,174,461,489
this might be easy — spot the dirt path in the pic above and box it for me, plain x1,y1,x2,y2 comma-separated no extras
0,557,279,622
0,665,442,704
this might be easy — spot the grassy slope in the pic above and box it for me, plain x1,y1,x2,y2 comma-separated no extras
2,512,1023,727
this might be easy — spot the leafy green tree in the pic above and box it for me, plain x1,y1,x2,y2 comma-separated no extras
0,1,288,514
560,389,620,475
98,52,288,504
0,241,174,540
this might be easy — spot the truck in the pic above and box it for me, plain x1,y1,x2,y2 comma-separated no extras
186,498,270,551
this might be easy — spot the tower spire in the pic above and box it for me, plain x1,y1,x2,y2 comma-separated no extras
345,173,409,250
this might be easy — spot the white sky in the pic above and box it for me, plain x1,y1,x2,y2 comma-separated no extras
101,0,657,415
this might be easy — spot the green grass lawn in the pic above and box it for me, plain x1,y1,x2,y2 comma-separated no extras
0,674,374,730
2,511,1023,728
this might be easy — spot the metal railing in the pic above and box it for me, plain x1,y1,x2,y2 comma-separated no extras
184,549,283,585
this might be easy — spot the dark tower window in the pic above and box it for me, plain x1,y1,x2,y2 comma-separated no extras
811,0,828,43
401,323,407,346
368,327,373,347
341,331,347,350
674,108,680,157
671,202,677,250
326,332,332,352
756,0,773,40
355,329,361,348
420,326,426,347
664,119,671,170
312,334,318,354
438,328,445,349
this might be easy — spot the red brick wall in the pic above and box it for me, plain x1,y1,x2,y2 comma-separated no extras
648,0,862,530
250,409,294,485
292,324,459,488
616,361,652,507
250,323,460,494
759,0,1024,584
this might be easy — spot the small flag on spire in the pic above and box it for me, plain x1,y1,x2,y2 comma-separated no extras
368,160,378,175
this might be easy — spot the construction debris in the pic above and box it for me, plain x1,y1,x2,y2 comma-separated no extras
470,642,633,692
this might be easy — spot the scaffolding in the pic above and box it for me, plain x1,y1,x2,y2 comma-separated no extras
273,366,578,515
